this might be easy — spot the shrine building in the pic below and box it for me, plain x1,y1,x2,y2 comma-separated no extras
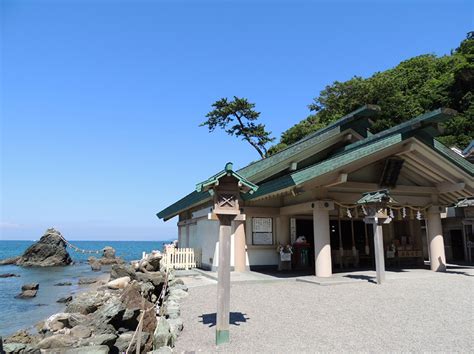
157,105,474,276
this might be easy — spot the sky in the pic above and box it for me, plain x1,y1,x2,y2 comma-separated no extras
1,0,472,241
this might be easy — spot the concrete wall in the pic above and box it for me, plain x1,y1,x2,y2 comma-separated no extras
195,219,219,270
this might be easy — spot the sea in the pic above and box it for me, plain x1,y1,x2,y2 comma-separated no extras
0,240,170,337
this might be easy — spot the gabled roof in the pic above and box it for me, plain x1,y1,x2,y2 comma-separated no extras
241,108,468,201
195,162,258,193
157,106,471,221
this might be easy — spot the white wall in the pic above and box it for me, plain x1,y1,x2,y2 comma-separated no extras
196,219,219,270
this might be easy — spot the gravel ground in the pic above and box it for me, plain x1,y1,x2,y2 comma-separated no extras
174,269,474,353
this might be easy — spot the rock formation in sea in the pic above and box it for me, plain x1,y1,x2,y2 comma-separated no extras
9,228,73,267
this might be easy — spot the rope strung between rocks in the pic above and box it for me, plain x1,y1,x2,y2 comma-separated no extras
57,234,102,255
125,269,170,354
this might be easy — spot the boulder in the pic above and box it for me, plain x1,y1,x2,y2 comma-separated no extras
120,282,156,351
167,318,184,338
57,296,73,303
70,325,92,339
146,252,162,271
113,331,149,353
62,345,110,354
15,289,37,298
110,264,136,281
163,300,180,319
106,276,130,290
91,262,102,272
44,313,72,332
3,342,27,353
153,317,173,348
66,291,111,315
36,334,76,349
16,228,72,267
79,333,117,347
167,288,188,301
0,273,19,278
4,329,37,344
88,297,126,331
55,282,72,286
102,247,116,259
22,283,39,291
135,272,164,287
78,277,97,285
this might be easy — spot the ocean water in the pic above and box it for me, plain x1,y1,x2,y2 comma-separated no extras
0,240,169,337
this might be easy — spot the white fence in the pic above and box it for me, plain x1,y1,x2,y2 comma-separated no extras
160,247,202,270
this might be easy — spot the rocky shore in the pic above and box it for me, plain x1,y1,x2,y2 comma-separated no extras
2,251,188,354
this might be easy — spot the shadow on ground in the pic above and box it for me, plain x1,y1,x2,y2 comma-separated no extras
199,312,249,328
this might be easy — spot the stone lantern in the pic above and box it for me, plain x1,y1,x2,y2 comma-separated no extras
196,162,257,344
357,189,393,284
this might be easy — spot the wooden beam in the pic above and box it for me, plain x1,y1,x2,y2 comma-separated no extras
436,182,466,194
325,173,348,188
330,181,437,194
280,202,313,215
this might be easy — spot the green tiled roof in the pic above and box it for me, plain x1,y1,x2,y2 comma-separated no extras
157,106,469,220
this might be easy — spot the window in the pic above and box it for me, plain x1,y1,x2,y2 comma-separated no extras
252,217,273,245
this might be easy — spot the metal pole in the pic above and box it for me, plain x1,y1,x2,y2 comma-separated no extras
216,215,232,345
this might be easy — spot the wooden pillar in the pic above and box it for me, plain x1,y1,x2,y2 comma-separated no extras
426,206,446,272
185,224,190,248
216,215,232,344
313,201,334,277
364,212,391,284
233,219,247,272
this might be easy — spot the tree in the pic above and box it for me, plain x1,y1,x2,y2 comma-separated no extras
269,34,474,154
201,97,275,159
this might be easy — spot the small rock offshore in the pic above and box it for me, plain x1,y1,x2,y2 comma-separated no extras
1,251,188,354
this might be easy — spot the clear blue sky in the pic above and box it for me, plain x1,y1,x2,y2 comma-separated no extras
1,0,472,240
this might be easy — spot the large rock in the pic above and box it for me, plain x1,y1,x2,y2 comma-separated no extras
102,247,116,259
113,331,149,353
16,228,72,267
15,289,37,299
70,325,92,339
36,334,76,349
0,273,19,278
110,264,136,281
41,345,110,354
153,317,174,348
78,333,117,347
57,296,73,303
66,291,111,315
4,329,38,344
3,342,27,353
120,282,157,352
22,283,39,291
106,276,130,290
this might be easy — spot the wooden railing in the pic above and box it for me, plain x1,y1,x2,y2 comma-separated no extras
160,247,202,270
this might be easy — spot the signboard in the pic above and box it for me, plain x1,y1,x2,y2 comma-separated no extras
252,217,273,245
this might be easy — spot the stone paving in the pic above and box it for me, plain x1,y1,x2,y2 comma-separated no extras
174,266,474,353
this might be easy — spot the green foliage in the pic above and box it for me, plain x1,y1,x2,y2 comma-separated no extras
201,96,275,158
271,33,474,154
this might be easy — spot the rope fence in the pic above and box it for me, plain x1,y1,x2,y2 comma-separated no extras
125,269,170,354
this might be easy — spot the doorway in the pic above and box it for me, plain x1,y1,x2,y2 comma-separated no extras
450,230,465,261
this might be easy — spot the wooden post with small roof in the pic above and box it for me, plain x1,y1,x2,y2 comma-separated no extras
196,162,258,345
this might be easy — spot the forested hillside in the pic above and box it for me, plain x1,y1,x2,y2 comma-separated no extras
269,33,474,155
